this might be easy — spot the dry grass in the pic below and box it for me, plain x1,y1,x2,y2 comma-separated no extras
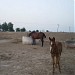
0,32,75,75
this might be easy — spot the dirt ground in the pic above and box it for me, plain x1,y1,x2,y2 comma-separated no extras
0,32,75,75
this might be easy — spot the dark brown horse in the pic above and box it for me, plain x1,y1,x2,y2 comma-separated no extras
29,31,46,47
49,37,62,74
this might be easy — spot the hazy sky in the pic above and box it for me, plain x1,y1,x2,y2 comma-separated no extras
0,0,74,32
74,0,75,32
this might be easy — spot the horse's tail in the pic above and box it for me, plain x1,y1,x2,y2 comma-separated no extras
28,33,31,37
43,33,46,38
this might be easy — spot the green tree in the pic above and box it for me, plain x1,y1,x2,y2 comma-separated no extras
0,24,2,31
16,28,20,32
29,30,31,32
21,27,26,32
36,30,39,32
8,22,14,31
46,30,49,32
2,22,8,31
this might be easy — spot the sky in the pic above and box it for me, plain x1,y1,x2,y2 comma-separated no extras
74,0,75,32
0,0,74,32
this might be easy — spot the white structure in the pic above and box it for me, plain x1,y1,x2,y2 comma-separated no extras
22,36,33,45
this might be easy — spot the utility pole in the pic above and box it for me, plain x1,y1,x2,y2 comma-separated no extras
69,26,70,32
57,24,59,32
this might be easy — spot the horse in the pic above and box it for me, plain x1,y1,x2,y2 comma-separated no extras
28,31,46,47
49,37,62,74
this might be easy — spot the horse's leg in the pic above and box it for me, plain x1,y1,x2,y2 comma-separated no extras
56,56,61,73
32,39,34,45
32,39,36,45
52,56,55,74
41,38,43,47
55,56,57,68
58,57,61,73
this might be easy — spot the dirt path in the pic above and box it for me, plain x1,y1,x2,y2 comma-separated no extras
0,39,12,44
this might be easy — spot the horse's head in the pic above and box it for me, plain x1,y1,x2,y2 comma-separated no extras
49,37,56,53
49,37,55,46
28,33,31,37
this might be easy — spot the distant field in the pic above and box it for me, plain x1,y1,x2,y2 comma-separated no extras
0,32,75,41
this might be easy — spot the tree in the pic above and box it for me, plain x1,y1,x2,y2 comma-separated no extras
36,30,39,32
21,27,26,32
8,22,14,31
0,24,2,31
29,30,31,32
46,30,49,32
2,22,8,31
16,28,20,32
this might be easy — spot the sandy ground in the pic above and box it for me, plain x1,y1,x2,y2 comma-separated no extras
0,32,75,75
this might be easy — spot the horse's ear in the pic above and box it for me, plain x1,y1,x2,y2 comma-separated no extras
49,37,51,40
53,37,55,41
